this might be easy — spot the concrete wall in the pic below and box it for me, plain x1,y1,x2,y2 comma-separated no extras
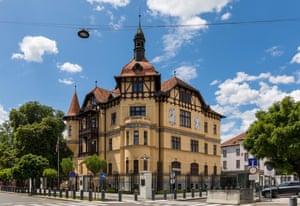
207,189,254,205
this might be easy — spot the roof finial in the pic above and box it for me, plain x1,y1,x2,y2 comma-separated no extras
138,10,141,28
174,70,177,77
95,80,98,88
74,83,77,92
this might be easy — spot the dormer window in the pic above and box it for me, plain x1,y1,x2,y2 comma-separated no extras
133,63,142,73
179,90,192,104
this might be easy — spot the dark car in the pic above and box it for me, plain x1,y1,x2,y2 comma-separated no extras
262,181,300,198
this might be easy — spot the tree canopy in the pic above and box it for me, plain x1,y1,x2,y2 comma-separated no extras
243,96,300,177
84,154,106,176
8,101,72,169
12,153,49,179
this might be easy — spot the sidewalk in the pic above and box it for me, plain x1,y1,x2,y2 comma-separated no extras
243,197,299,206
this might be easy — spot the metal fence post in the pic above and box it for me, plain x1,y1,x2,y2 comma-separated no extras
80,190,83,200
118,190,122,202
164,190,167,200
101,189,105,201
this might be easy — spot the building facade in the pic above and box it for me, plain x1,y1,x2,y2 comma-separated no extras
65,23,224,190
221,132,277,186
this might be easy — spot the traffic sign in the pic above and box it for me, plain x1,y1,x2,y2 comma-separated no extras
170,178,175,184
100,172,106,180
248,158,258,167
69,171,76,177
266,166,273,171
248,166,258,174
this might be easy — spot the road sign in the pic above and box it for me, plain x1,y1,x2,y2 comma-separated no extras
170,178,175,184
266,166,273,171
248,158,258,167
69,171,76,177
249,174,259,181
248,166,258,174
100,172,106,180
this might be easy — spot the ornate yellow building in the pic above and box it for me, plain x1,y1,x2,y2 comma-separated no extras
65,23,224,191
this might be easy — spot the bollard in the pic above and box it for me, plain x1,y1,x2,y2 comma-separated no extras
199,187,202,197
152,188,155,201
48,188,51,196
101,189,105,201
289,196,297,206
80,190,83,200
66,189,69,199
59,189,63,198
164,190,167,200
118,190,122,202
134,190,138,201
173,189,177,200
192,188,194,198
183,189,186,199
53,188,56,197
89,189,92,201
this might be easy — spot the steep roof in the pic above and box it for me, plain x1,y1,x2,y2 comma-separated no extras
161,77,198,93
66,92,80,117
221,131,248,147
117,58,160,77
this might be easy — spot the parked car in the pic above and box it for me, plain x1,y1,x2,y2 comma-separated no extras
262,181,300,198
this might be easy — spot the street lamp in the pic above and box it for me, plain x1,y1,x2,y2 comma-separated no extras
78,29,90,39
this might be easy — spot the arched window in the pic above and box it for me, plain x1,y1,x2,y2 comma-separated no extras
171,161,181,175
190,163,199,175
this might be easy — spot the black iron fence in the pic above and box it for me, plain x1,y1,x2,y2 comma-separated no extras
0,172,251,194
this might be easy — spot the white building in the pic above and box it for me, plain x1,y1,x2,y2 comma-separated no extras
221,132,275,183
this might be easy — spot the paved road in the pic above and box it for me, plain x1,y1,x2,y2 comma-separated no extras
1,192,299,206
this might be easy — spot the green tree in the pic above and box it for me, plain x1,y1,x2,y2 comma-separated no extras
244,96,300,177
84,154,106,176
60,157,74,176
12,153,49,180
9,101,72,169
43,168,57,178
0,168,13,184
0,121,16,169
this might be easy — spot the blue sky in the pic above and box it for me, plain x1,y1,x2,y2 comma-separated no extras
0,0,300,142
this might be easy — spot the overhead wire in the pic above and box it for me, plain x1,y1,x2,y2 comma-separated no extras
0,17,300,31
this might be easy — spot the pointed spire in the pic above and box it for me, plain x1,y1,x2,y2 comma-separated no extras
66,86,80,117
134,13,145,61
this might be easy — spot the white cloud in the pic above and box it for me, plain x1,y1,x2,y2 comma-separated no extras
57,62,83,73
265,46,283,57
12,36,58,63
269,75,294,84
147,0,232,62
221,121,235,133
213,71,300,142
107,11,126,30
58,78,74,85
290,46,300,64
0,105,9,124
210,79,220,86
174,66,197,82
221,12,231,20
86,0,130,8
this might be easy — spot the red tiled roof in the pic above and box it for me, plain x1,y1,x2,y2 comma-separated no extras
92,87,112,103
118,58,159,77
66,92,80,117
221,131,248,147
161,77,198,92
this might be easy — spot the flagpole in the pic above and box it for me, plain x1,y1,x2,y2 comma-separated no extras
57,137,60,188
